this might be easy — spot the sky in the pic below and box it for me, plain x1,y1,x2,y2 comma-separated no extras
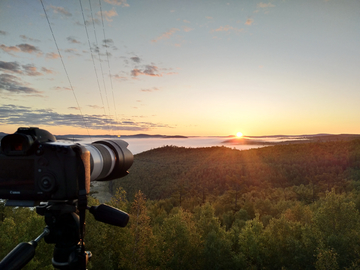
0,0,360,136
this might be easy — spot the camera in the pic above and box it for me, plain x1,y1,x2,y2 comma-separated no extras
0,127,134,269
0,127,133,203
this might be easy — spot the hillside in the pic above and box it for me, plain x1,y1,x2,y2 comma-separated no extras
112,139,360,201
3,139,360,269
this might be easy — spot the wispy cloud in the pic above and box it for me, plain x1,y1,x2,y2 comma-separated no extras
20,35,40,42
46,52,60,59
49,5,72,16
53,86,71,91
131,65,161,77
245,18,254,25
41,67,54,74
0,43,42,56
64,48,79,55
151,28,180,43
141,87,160,92
0,74,42,95
88,105,104,109
0,61,53,76
257,2,275,8
183,26,193,32
67,36,81,44
103,0,129,7
22,64,43,76
0,104,172,131
130,56,141,63
97,8,118,22
211,25,244,33
0,30,8,35
102,39,114,48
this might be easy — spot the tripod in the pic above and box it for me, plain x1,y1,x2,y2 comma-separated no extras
0,199,129,270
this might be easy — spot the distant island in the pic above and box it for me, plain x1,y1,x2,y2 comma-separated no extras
54,134,187,141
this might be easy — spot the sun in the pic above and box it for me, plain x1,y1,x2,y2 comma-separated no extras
236,132,243,138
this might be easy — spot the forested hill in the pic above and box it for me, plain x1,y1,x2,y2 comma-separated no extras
113,139,360,201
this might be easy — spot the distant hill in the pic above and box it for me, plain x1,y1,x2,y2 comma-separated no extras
55,134,187,140
223,134,360,145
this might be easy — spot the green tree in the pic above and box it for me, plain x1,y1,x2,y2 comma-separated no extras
157,208,201,270
237,216,265,269
313,190,360,268
124,191,158,269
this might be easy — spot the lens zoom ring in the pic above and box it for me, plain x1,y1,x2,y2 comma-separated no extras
92,144,113,180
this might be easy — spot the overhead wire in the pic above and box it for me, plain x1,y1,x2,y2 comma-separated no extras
79,0,111,134
39,0,91,140
88,0,113,134
99,0,119,134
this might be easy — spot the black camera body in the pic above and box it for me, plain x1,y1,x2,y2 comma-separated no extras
0,127,133,203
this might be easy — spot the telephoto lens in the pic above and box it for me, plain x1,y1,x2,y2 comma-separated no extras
85,140,133,182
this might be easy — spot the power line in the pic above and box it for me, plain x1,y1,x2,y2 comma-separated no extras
88,0,113,134
39,0,91,139
79,0,110,133
99,0,119,134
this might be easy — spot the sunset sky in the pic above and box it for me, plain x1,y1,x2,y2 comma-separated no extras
1,0,359,136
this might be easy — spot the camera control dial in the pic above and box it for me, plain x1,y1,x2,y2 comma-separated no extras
39,175,56,192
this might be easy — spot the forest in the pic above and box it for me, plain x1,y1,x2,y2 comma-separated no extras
2,139,360,269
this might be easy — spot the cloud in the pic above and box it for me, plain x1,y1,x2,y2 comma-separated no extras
22,64,43,76
64,48,78,54
46,52,60,59
151,28,180,43
141,87,160,92
53,86,71,91
88,105,104,109
18,43,41,53
245,18,254,25
49,5,72,16
183,26,193,32
104,0,129,7
0,61,22,73
68,107,80,110
102,39,114,48
0,61,51,76
113,74,128,81
130,56,141,63
67,36,81,44
41,67,54,74
0,30,8,35
20,35,40,42
0,44,21,54
212,25,244,33
257,2,275,8
0,104,172,131
131,65,161,77
97,8,118,22
0,74,42,95
0,43,42,56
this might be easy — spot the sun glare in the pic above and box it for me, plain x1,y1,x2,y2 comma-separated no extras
236,132,243,138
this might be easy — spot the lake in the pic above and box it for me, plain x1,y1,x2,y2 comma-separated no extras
57,136,266,155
